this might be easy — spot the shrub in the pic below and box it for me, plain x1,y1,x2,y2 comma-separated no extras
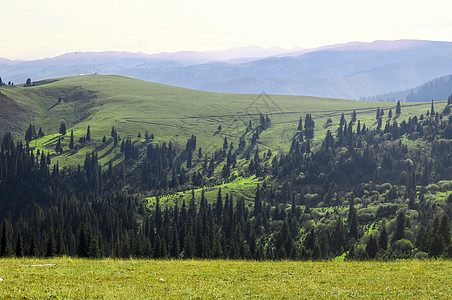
379,183,392,193
414,251,429,260
392,239,413,255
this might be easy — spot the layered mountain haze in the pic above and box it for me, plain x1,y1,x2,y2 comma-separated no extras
1,40,452,100
0,46,302,83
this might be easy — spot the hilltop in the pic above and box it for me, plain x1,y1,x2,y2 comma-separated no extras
0,75,426,168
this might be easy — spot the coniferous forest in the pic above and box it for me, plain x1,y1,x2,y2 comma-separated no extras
1,98,452,261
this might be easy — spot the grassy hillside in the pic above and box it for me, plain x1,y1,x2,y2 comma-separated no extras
0,258,450,299
0,75,432,168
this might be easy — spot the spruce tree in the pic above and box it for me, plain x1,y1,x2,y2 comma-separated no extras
170,226,180,258
56,226,65,255
59,122,67,135
439,214,451,246
25,123,35,143
429,234,444,257
184,226,195,258
38,127,45,137
77,223,89,257
28,232,38,257
365,236,378,258
186,149,192,168
394,212,405,241
88,237,101,258
253,184,262,217
45,227,57,257
69,129,74,150
1,220,14,257
351,110,357,123
379,224,388,251
86,125,91,141
348,199,358,239
396,100,401,115
215,188,223,222
340,113,346,127
55,137,63,153
15,231,23,257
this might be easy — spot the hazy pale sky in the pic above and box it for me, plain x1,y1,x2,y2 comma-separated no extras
2,0,452,59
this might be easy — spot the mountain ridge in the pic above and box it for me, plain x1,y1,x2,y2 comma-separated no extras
2,40,452,99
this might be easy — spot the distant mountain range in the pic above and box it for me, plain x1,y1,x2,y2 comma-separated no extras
2,40,452,100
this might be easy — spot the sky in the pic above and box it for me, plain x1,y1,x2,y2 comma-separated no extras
1,0,452,60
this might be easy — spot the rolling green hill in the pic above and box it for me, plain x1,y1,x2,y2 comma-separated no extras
0,75,432,168
1,74,452,263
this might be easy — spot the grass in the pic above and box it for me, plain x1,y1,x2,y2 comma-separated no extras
0,258,451,299
0,75,436,168
147,175,263,209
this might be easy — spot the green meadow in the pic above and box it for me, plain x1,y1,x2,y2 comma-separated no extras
0,75,433,168
0,258,451,299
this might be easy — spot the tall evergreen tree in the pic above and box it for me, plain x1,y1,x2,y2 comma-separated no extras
55,137,63,153
394,212,406,241
184,226,195,258
59,122,67,135
56,226,65,255
253,184,262,217
170,226,180,258
15,230,23,257
378,223,388,251
365,236,378,258
28,233,38,257
77,223,89,257
396,100,401,115
1,220,14,257
69,129,74,150
88,236,101,258
297,117,303,131
86,125,91,141
429,234,444,257
25,123,36,143
38,127,45,137
215,188,223,222
351,110,357,123
340,113,346,127
45,227,57,257
440,214,451,246
348,199,358,239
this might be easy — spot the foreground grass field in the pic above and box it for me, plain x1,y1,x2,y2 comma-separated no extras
0,258,451,299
